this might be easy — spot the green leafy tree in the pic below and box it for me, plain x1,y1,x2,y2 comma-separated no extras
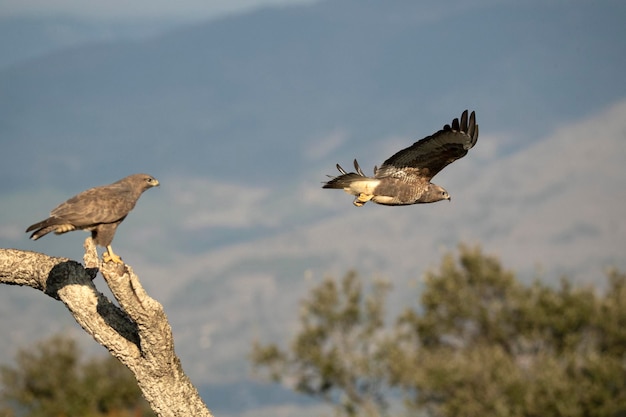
391,245,626,417
252,245,626,417
0,333,154,417
251,271,392,416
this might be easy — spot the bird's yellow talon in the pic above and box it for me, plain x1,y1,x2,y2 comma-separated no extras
103,246,124,264
352,193,372,206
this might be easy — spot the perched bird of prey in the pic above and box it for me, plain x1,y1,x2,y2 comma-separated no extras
26,173,159,264
323,110,478,206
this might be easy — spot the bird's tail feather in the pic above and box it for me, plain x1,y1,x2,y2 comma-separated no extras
323,159,372,189
323,172,367,189
26,218,69,240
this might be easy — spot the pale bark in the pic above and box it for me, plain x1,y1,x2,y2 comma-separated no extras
0,238,212,417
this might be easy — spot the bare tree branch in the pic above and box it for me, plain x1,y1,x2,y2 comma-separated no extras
0,238,212,417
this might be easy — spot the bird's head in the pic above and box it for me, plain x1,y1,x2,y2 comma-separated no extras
124,173,160,192
144,175,160,188
424,184,451,203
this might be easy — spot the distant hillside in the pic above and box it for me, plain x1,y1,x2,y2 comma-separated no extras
0,17,177,70
1,1,624,192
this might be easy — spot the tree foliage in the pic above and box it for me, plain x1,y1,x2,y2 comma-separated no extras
0,333,154,417
251,271,392,416
251,245,626,417
392,245,626,417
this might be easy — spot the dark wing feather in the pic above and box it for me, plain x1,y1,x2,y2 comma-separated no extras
375,110,478,181
49,183,137,226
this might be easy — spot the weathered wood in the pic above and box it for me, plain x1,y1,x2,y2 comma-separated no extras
0,239,212,417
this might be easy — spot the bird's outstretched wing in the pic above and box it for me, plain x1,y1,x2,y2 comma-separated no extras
375,110,478,181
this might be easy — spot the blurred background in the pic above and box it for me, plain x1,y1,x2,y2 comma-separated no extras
1,0,625,415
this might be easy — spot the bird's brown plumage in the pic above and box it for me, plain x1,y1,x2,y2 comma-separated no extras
323,110,478,206
26,173,159,263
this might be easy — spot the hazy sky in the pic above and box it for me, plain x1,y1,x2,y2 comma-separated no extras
0,0,319,21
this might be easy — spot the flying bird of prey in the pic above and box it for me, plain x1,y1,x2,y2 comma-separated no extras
323,110,478,206
26,173,160,264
